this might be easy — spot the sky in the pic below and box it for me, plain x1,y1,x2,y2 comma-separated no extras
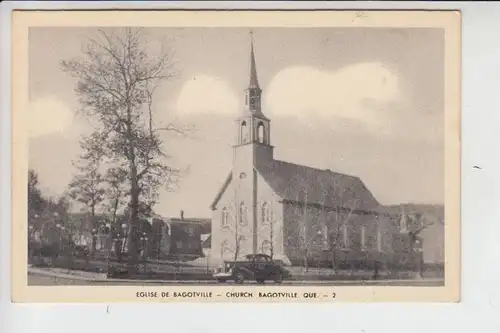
28,27,445,218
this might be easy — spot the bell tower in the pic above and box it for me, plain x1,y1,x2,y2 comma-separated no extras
233,32,273,165
232,32,274,255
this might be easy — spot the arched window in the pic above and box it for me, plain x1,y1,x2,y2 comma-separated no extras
360,226,366,251
257,122,265,143
222,207,228,227
239,202,247,225
261,240,272,256
343,224,349,248
237,235,246,257
241,121,248,143
261,202,268,224
221,240,230,259
377,229,383,252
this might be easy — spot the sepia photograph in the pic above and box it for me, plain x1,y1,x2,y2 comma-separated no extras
12,10,461,302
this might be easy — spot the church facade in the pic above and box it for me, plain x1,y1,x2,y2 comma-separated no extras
209,39,408,269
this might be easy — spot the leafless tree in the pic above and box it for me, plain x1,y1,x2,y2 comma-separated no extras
292,177,317,272
260,193,278,259
404,211,444,277
61,28,192,268
322,179,359,272
219,183,246,262
287,174,359,272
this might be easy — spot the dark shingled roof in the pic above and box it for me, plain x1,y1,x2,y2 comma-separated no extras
210,160,380,212
257,160,380,211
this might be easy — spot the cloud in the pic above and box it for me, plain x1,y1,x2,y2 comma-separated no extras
29,96,74,138
176,75,238,115
264,63,401,126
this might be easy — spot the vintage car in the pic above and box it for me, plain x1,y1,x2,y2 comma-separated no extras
213,253,292,284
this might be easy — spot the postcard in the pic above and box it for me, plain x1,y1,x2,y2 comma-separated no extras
12,9,461,302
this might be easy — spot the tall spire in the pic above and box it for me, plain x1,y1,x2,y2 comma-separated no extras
249,31,260,89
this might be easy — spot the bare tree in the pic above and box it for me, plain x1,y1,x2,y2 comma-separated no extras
260,195,277,259
219,183,246,262
325,182,359,273
404,211,444,277
265,210,275,259
287,174,360,273
232,199,244,261
234,234,244,262
61,28,191,268
293,177,316,272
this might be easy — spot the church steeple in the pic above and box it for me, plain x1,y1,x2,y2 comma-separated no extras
244,31,264,117
235,31,273,161
249,33,260,90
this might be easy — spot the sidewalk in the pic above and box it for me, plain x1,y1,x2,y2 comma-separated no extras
28,266,107,281
28,266,443,285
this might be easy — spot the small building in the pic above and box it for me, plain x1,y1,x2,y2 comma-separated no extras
149,212,211,261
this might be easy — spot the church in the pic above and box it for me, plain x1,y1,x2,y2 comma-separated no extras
209,37,406,269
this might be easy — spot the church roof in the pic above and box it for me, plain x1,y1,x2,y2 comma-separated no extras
257,160,380,212
210,160,380,212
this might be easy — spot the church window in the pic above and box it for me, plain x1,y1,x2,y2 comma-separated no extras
261,202,268,224
377,229,383,252
342,224,349,248
241,121,249,143
222,207,228,227
221,240,230,259
237,235,246,255
239,202,247,225
322,224,329,249
257,122,265,143
360,226,366,251
261,240,272,256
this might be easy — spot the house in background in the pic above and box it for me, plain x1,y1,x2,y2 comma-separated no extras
149,211,211,261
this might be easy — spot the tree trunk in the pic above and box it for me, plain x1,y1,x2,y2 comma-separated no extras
90,205,96,259
270,223,274,259
331,250,337,273
234,241,239,261
304,251,309,273
127,163,140,274
409,234,421,279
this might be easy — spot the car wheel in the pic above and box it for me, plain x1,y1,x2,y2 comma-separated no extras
256,279,265,284
234,271,245,284
216,279,226,283
274,272,283,284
